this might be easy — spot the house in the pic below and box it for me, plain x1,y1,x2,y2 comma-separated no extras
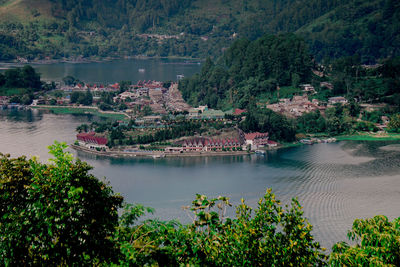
56,98,70,105
234,109,247,116
328,96,348,105
74,83,87,91
320,82,334,90
110,83,120,90
182,138,207,151
113,91,136,103
244,132,269,150
381,116,389,125
136,87,149,97
267,140,278,147
292,95,309,103
76,132,108,149
204,138,241,151
189,108,202,117
189,105,208,117
300,84,316,94
181,138,242,152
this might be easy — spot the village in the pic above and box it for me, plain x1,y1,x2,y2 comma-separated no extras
24,78,277,156
1,76,392,158
74,128,278,158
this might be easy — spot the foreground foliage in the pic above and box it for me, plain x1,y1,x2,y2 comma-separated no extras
1,143,400,266
116,192,326,266
330,215,400,266
0,142,123,265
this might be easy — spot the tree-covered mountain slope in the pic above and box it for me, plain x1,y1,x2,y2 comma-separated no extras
0,0,398,62
179,33,312,109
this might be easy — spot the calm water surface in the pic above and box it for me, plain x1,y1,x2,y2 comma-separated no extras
0,58,202,83
1,109,400,249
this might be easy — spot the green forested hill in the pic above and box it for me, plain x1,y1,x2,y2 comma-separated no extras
179,33,312,108
0,0,399,62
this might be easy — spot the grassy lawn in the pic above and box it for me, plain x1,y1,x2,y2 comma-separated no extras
32,106,129,121
336,133,400,141
278,142,304,149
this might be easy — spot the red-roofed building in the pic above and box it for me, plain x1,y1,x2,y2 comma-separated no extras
267,140,278,147
76,132,108,150
181,137,242,152
244,132,269,150
234,108,246,116
110,83,120,90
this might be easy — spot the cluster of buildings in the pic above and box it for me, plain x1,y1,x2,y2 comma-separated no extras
75,128,276,153
56,80,191,115
262,81,348,117
266,95,323,117
61,82,120,93
113,81,191,115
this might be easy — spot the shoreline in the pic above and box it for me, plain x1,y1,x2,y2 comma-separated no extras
70,134,400,159
71,144,251,158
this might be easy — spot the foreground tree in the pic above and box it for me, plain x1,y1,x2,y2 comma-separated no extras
0,142,123,265
388,114,400,133
330,215,400,266
116,190,327,266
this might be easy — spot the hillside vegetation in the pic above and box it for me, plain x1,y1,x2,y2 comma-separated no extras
179,33,312,109
0,0,398,62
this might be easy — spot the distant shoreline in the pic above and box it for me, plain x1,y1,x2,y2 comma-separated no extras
0,55,202,67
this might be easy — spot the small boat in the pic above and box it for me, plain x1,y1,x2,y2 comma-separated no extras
138,68,145,73
151,154,165,158
255,150,266,155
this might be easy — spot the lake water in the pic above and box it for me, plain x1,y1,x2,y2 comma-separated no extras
0,58,202,84
1,109,400,250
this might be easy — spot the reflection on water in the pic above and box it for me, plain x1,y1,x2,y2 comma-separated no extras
1,109,41,123
29,58,202,83
1,110,400,250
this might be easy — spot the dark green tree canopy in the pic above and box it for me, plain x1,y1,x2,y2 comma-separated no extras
179,33,312,109
1,65,41,90
0,142,123,265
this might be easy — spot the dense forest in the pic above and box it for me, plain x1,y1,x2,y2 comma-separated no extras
179,31,400,109
179,33,312,109
0,0,399,61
